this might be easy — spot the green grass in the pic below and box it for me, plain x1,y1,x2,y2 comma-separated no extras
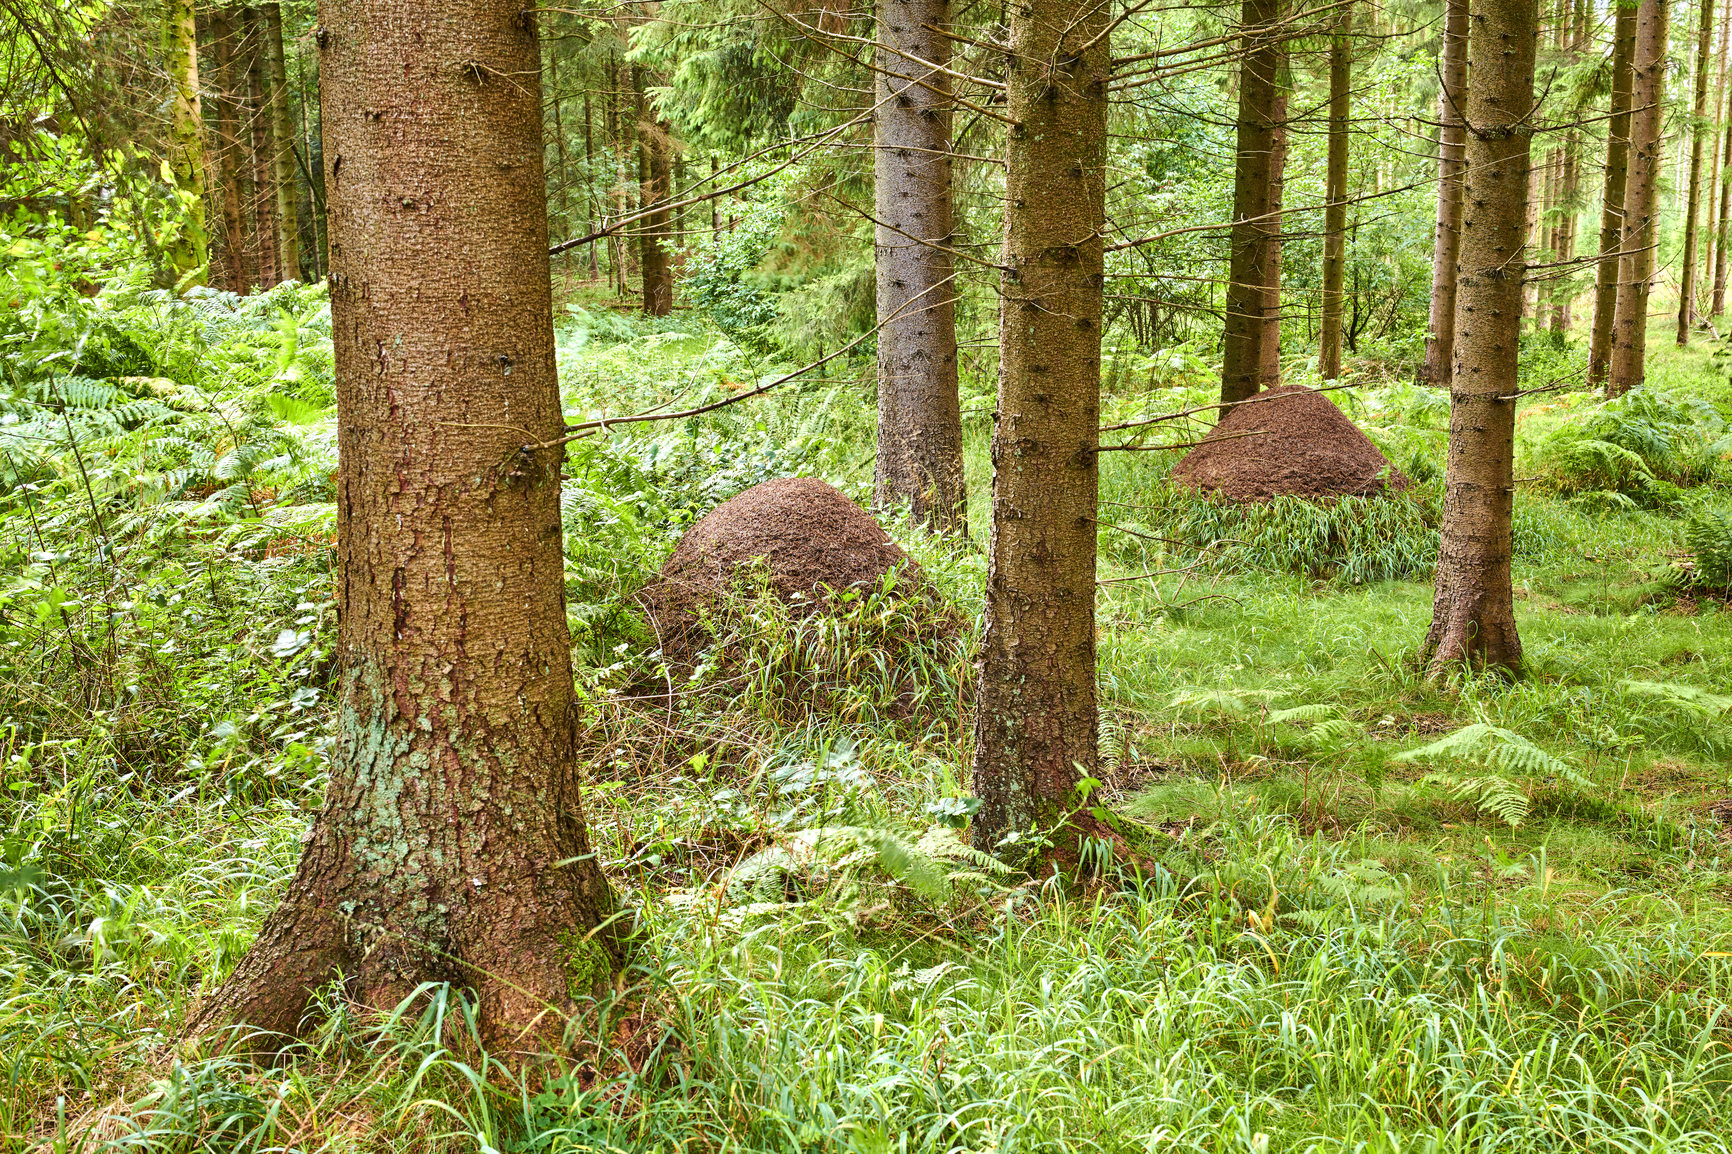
6,276,1732,1152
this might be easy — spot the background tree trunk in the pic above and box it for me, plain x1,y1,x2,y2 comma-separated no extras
162,0,208,286
872,0,964,533
193,0,621,1057
971,0,1108,865
1220,0,1281,405
1318,6,1351,381
1609,0,1671,395
1715,64,1732,314
245,8,280,288
637,115,674,316
1259,78,1288,388
1421,0,1468,385
1589,3,1637,386
209,7,249,292
263,3,302,282
1423,0,1537,674
1547,0,1588,336
1679,0,1716,344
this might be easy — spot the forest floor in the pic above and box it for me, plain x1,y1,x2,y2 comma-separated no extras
4,276,1732,1151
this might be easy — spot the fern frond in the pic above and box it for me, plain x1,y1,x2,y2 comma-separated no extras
1420,772,1529,827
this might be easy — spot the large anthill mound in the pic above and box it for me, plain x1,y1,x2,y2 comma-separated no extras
1171,384,1410,502
637,477,927,661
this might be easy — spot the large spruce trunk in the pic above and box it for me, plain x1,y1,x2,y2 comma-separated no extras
1421,0,1468,386
638,113,674,317
872,0,964,533
1422,0,1537,674
970,0,1108,863
1608,0,1671,395
193,0,621,1057
163,0,208,285
1220,0,1282,405
1589,4,1636,384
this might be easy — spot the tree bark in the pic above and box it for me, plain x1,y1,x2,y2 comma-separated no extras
1423,0,1537,675
1588,3,1636,386
1421,0,1469,385
244,9,281,288
163,0,209,286
1220,0,1282,405
192,0,622,1058
971,0,1108,865
1608,0,1670,395
872,0,965,534
1704,0,1729,295
1680,0,1717,344
209,7,250,292
1718,74,1732,314
264,3,302,281
637,112,674,316
1319,6,1351,381
1548,0,1589,336
1259,79,1288,387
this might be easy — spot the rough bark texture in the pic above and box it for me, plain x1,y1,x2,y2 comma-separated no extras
1259,80,1288,388
1422,0,1536,674
209,7,250,292
1422,0,1469,385
264,3,303,282
970,0,1108,863
1318,9,1351,381
1608,0,1670,395
163,0,208,286
1680,0,1717,344
1589,3,1635,385
872,0,964,534
192,0,621,1058
1220,0,1282,405
637,112,674,317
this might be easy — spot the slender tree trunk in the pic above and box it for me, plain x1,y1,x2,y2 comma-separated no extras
1716,57,1732,314
264,3,302,281
1423,0,1537,675
1319,7,1351,380
209,7,248,292
1259,79,1288,387
971,0,1108,866
163,0,209,286
637,115,674,316
193,0,621,1057
873,0,965,533
1422,0,1469,385
1220,0,1282,405
245,9,281,288
1609,0,1671,395
299,58,324,280
1680,0,1717,344
1589,4,1637,386
1705,1,1729,293
1548,0,1586,335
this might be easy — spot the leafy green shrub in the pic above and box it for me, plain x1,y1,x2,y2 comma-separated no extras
1528,389,1730,508
1670,506,1732,594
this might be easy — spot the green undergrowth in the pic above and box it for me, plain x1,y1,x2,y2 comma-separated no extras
6,271,1732,1151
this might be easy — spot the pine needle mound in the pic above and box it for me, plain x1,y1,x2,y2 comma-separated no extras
637,477,932,662
1172,384,1411,502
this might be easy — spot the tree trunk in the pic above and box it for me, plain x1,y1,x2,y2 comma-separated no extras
1704,0,1729,294
637,114,674,316
872,0,965,534
209,7,249,292
192,0,622,1058
263,3,302,281
1422,0,1537,675
1548,0,1586,336
971,0,1108,866
1588,3,1637,386
1680,0,1717,344
1609,0,1671,395
1421,0,1469,385
1319,6,1351,381
1259,79,1288,387
1716,58,1732,314
245,9,281,288
1220,0,1282,405
163,0,209,287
